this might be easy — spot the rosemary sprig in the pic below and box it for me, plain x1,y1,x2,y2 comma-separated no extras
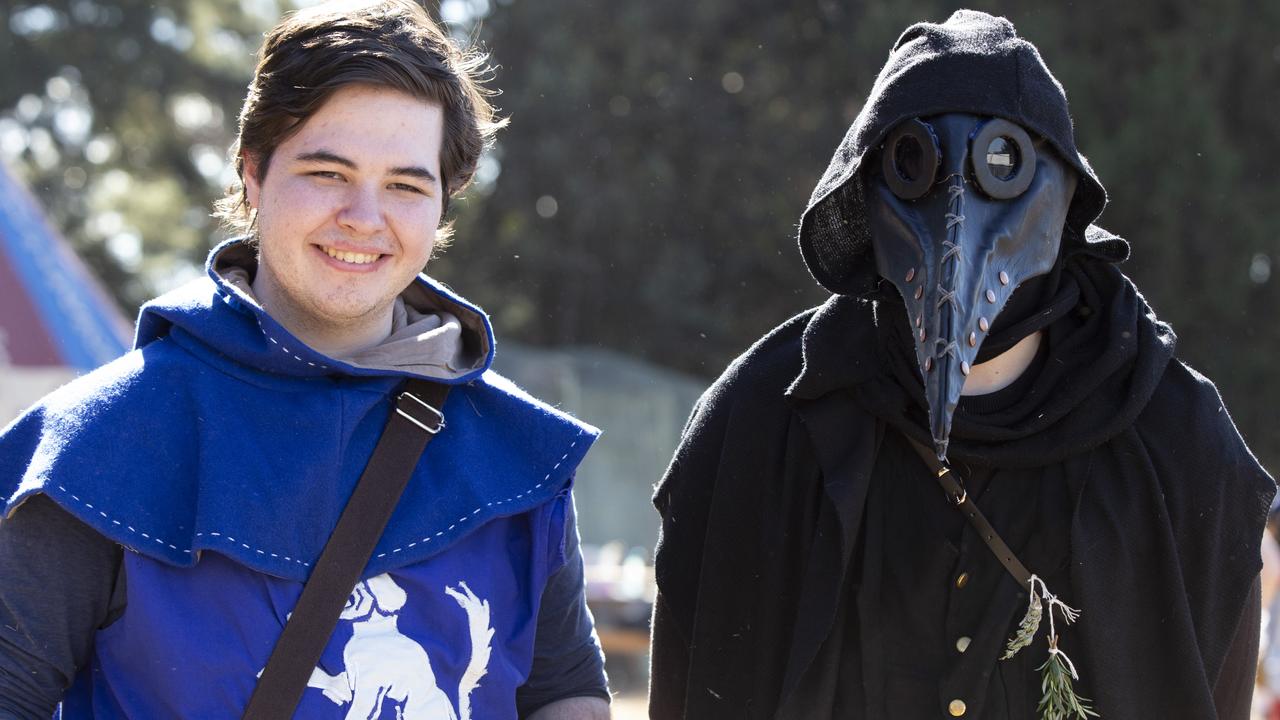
1002,590,1042,659
1003,576,1098,719
1036,643,1098,720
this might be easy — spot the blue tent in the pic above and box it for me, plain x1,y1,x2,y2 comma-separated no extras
0,161,130,371
0,161,131,423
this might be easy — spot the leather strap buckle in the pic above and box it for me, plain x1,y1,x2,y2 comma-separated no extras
396,391,445,434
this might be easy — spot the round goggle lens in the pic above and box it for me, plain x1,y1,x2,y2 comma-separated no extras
985,136,1019,181
894,136,925,183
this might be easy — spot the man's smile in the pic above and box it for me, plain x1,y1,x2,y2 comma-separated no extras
316,244,386,268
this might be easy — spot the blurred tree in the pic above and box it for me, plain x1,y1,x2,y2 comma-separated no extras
999,1,1280,469
0,0,273,309
442,0,1279,467
441,0,945,375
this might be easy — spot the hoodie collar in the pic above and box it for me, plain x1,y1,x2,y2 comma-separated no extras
133,238,494,384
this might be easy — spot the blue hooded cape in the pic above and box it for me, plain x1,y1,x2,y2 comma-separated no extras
1,239,598,583
2,240,602,718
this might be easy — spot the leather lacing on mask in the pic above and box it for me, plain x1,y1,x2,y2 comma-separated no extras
928,177,967,367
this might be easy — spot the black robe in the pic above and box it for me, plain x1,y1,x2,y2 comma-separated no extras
649,256,1275,719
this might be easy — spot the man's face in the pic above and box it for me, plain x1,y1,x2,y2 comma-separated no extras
244,84,444,334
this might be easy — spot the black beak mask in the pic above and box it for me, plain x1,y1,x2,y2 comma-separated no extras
866,113,1078,460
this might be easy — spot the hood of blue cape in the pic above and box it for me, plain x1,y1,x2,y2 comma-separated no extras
1,240,599,582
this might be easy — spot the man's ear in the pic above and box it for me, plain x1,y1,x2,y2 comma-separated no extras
242,153,263,209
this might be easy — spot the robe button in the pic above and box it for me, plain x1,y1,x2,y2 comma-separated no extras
956,636,971,653
949,698,967,716
955,572,970,588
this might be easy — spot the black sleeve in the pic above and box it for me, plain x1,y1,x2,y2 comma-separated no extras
0,495,124,719
1212,573,1261,720
649,398,714,718
647,589,692,720
515,496,610,718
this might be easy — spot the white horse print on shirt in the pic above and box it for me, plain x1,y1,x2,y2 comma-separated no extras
305,574,494,720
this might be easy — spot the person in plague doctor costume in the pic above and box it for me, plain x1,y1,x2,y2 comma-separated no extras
648,10,1275,720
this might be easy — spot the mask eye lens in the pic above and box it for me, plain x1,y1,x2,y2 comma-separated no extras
985,137,1019,181
969,118,1036,199
894,136,925,183
881,118,940,200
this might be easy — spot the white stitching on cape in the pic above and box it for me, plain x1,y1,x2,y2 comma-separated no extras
54,430,585,567
373,435,582,560
262,328,330,370
56,485,196,555
192,530,309,566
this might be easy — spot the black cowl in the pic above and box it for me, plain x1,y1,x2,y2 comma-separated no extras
798,9,1126,297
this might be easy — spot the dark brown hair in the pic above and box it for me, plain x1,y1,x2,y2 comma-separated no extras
215,0,504,245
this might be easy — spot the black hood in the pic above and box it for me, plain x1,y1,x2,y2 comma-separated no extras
798,9,1128,296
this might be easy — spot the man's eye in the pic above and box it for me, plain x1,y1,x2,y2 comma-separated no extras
390,183,426,194
310,170,343,180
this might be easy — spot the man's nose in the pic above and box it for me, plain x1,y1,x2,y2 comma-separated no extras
336,185,387,235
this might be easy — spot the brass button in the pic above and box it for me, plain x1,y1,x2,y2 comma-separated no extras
956,636,971,653
949,699,967,716
955,572,970,588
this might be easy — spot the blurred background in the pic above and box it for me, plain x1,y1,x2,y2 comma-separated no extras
1,0,1277,715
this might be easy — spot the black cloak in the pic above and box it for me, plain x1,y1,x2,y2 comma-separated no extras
649,10,1275,720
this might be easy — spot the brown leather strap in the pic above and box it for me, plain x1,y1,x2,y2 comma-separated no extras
905,437,1033,590
243,378,450,720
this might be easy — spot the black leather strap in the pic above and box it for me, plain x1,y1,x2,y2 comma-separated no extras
905,437,1034,590
242,378,450,719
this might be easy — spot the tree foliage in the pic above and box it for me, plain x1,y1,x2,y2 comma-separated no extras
1,0,267,305
3,0,1277,469
442,0,1280,468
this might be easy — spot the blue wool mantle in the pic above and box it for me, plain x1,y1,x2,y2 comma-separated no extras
1,241,598,583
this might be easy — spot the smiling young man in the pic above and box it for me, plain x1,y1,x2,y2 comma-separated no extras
243,85,447,357
0,2,610,718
